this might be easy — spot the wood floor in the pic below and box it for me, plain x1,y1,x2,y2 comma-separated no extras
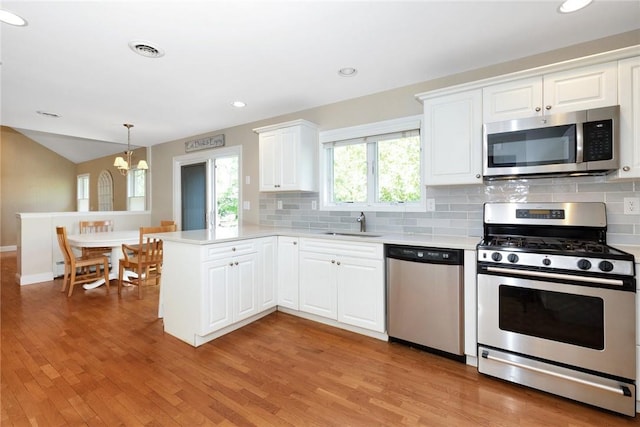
2,252,638,426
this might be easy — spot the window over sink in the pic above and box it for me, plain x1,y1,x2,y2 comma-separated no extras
319,115,424,212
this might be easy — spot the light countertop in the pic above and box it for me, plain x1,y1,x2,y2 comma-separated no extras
153,224,640,258
152,225,481,250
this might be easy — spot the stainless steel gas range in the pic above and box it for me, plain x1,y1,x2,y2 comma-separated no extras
476,202,637,416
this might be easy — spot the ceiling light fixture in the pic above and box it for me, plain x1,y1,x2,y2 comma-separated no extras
231,101,246,108
338,67,358,77
128,40,165,58
113,124,149,176
0,9,27,26
558,0,593,13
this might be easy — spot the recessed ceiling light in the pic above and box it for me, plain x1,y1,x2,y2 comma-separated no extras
128,40,165,58
558,0,593,13
338,67,358,77
36,110,60,118
0,9,27,26
231,101,246,108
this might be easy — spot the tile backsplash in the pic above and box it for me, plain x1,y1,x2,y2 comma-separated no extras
259,176,640,246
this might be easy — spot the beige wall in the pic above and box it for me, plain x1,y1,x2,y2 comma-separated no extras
150,30,640,226
1,127,76,247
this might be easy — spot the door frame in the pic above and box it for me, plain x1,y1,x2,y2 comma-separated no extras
172,145,242,230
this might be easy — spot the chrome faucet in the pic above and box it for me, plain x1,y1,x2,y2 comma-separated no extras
357,211,366,232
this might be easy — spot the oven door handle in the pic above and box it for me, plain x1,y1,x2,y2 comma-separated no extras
481,350,632,397
485,266,625,287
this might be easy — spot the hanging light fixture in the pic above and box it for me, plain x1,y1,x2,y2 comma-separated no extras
113,123,149,176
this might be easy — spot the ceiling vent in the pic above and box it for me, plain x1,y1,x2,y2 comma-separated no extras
128,40,165,58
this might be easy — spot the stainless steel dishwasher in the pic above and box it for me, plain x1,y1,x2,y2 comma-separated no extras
386,244,464,361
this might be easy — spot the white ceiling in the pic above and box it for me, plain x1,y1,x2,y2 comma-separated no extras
2,0,639,163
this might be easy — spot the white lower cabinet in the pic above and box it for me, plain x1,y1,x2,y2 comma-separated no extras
277,236,299,310
200,247,260,335
298,238,385,333
259,237,277,310
162,237,276,347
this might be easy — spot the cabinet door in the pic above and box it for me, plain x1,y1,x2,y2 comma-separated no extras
277,236,299,310
337,256,384,332
542,61,617,114
234,253,259,322
299,250,337,319
616,56,640,179
258,238,277,310
258,130,280,191
279,126,301,190
200,259,233,335
482,76,543,122
423,89,483,185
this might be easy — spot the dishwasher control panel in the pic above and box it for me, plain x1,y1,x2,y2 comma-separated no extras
385,245,463,265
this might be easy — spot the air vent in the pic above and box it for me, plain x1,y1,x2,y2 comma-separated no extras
128,40,165,58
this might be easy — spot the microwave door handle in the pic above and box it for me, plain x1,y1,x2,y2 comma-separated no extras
576,122,584,163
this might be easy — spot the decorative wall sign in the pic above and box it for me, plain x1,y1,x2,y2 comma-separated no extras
185,134,225,152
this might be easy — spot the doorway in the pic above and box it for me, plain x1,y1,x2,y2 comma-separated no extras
181,163,206,231
173,146,241,233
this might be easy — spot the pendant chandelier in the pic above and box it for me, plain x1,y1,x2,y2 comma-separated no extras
113,123,149,176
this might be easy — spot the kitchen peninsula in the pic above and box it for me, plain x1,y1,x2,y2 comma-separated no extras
156,226,479,359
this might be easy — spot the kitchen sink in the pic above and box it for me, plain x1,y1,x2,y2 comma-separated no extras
322,231,382,238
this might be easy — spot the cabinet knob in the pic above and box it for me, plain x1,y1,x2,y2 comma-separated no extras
545,105,552,110
293,241,297,245
331,259,336,264
336,261,341,266
232,247,236,251
475,174,481,179
535,107,541,112
234,261,238,265
623,166,631,171
229,262,234,266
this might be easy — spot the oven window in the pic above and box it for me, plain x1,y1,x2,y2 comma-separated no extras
487,124,576,168
498,285,604,350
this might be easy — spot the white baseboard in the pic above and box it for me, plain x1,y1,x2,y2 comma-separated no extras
17,272,54,285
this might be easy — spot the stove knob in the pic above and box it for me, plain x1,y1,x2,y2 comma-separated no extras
542,258,551,266
507,253,519,263
577,259,592,270
491,252,502,262
599,260,614,272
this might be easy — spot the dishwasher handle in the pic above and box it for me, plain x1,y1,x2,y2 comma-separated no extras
385,245,463,265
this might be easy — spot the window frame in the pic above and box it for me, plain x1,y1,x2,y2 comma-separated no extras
319,115,425,212
127,168,147,211
77,173,90,212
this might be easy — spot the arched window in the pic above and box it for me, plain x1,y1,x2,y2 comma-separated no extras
97,170,114,211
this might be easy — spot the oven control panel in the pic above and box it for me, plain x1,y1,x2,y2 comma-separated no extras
477,249,635,276
515,209,565,219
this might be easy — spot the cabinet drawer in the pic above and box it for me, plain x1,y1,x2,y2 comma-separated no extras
300,238,383,259
202,240,257,260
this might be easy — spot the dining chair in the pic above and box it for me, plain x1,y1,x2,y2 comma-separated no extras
118,225,175,298
79,220,114,258
56,226,110,297
118,237,163,299
160,220,176,227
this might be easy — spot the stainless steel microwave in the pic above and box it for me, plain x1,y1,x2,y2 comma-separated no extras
483,106,619,180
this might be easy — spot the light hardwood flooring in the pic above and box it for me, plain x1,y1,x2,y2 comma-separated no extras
1,252,638,426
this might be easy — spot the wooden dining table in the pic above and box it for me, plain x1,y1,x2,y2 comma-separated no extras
66,230,140,289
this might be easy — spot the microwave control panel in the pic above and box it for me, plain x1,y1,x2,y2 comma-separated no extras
583,119,613,162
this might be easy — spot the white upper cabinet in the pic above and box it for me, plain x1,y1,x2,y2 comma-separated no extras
616,56,640,179
421,89,483,186
483,62,618,123
254,119,318,192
